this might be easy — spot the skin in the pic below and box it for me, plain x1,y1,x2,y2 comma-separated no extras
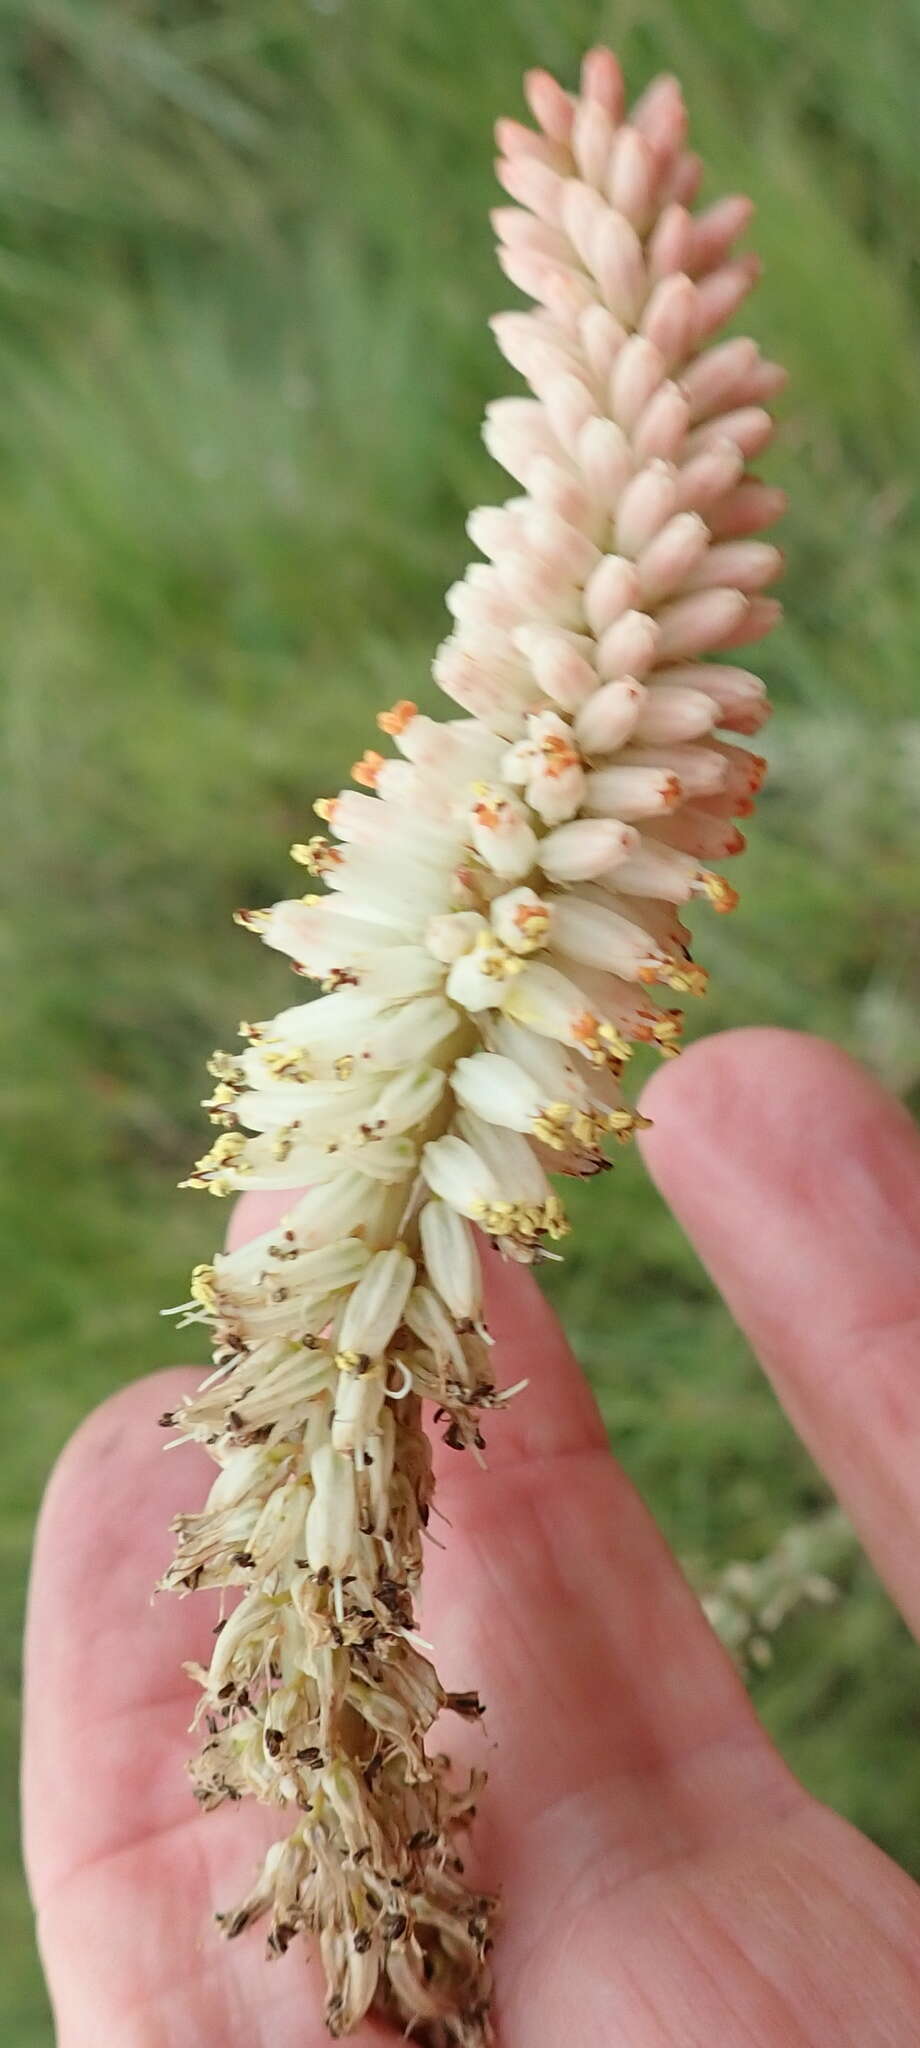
22,1025,920,2046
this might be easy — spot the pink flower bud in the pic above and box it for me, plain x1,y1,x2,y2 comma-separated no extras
580,46,625,118
689,193,754,275
538,815,639,881
607,125,657,229
632,379,691,462
640,271,698,366
616,460,678,554
647,200,694,280
574,677,645,754
583,552,640,634
654,585,748,661
523,67,575,144
595,607,661,681
571,98,617,189
610,335,667,432
636,511,709,603
591,209,646,323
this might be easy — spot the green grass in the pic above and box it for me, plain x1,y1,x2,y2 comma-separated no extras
3,1,920,2036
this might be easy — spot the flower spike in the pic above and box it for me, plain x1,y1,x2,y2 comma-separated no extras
166,48,785,2043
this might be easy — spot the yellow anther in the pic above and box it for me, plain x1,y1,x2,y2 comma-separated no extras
233,906,270,931
532,1117,568,1150
180,1130,246,1192
190,1263,217,1312
473,1195,571,1247
264,1048,313,1081
512,901,551,950
571,1110,605,1148
204,1082,237,1109
289,836,341,876
664,962,709,997
598,1019,631,1060
208,1132,245,1169
701,871,740,913
207,1050,244,1082
472,931,522,980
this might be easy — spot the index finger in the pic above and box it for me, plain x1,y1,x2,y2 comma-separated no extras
638,1028,920,1635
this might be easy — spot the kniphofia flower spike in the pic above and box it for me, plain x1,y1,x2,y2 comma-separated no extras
164,47,785,2045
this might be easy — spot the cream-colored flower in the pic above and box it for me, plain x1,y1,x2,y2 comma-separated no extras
167,45,785,2044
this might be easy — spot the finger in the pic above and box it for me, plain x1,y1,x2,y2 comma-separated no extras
23,1370,223,1908
23,1371,393,2046
639,1027,920,1634
226,1192,295,1250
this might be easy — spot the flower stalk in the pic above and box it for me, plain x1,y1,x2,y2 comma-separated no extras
164,46,785,2044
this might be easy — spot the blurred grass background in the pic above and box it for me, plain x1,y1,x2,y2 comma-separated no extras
2,0,920,2036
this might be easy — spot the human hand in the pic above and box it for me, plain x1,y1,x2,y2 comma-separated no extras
23,1028,920,2044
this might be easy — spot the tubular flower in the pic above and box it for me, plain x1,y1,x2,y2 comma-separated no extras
166,47,785,2045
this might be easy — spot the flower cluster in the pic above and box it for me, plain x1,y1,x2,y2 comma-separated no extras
165,47,785,2045
701,1509,850,1676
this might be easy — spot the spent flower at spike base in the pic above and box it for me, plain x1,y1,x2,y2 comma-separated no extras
163,46,785,2045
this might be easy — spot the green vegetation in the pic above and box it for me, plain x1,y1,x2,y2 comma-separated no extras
3,2,919,2036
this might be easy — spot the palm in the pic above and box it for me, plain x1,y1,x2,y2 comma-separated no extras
24,1031,920,2045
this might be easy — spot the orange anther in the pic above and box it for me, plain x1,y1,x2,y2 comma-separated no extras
352,750,385,789
376,699,417,736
